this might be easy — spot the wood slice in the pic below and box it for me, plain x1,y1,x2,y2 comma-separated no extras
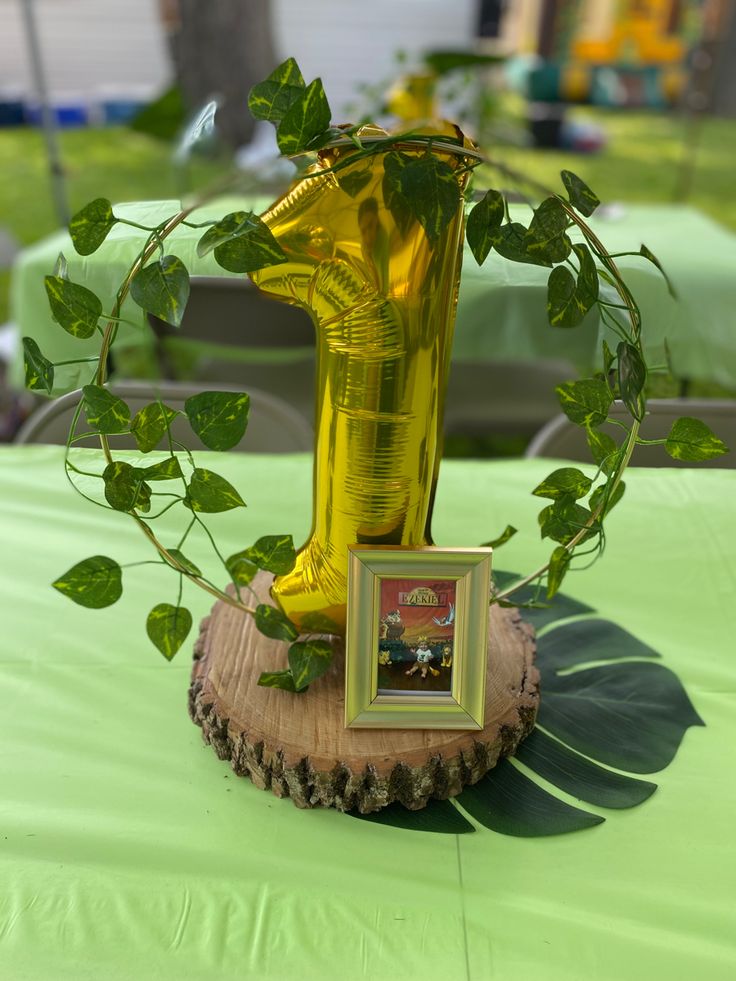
189,572,539,814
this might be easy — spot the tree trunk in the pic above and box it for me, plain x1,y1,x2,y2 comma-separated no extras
167,0,277,148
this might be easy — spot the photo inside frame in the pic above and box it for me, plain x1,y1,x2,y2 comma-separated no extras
376,578,457,696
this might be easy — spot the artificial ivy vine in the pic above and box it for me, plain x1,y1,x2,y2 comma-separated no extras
24,57,728,688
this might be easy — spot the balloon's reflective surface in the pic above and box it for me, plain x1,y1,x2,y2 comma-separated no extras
252,125,473,632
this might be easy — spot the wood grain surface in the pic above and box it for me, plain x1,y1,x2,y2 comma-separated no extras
189,572,539,813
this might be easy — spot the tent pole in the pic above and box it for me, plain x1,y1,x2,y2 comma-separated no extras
20,0,70,225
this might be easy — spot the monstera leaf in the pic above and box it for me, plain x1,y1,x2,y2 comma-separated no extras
352,573,703,836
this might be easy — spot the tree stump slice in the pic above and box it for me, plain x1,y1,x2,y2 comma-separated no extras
189,572,539,814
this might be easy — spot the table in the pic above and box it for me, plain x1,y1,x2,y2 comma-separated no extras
2,446,735,980
9,200,736,392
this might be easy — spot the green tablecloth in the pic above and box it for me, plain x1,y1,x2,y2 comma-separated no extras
9,200,736,391
2,446,735,980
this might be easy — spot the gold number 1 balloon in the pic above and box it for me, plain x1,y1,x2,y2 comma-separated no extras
251,125,474,632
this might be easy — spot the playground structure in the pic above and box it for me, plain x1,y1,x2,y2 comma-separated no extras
528,0,692,108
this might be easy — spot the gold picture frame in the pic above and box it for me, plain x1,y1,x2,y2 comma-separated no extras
345,546,492,729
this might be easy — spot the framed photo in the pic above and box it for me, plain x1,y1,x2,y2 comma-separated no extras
345,546,492,729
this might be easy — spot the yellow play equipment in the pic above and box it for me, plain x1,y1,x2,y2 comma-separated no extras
574,0,685,64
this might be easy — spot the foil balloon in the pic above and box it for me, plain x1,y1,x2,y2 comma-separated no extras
251,124,474,632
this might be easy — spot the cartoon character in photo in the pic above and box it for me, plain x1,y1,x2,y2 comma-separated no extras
381,609,405,641
405,636,439,679
377,646,393,666
440,644,453,669
432,602,455,627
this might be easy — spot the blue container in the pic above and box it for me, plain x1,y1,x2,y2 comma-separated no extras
25,101,89,128
0,99,25,127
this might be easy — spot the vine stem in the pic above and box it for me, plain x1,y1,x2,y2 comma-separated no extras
475,153,646,604
134,516,256,615
480,154,641,339
91,174,264,617
494,419,640,602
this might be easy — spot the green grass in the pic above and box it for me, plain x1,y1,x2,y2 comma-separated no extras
0,125,227,324
485,100,736,231
0,126,228,248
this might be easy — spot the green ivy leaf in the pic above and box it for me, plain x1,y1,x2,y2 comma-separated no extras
547,243,598,328
494,222,551,267
539,499,597,545
288,638,333,690
617,341,646,421
53,555,122,609
337,167,373,198
586,426,619,474
243,534,297,575
640,244,677,299
382,151,415,237
225,550,258,586
130,255,190,328
248,57,305,123
556,378,612,428
304,125,346,152
398,155,461,244
546,266,577,326
546,546,571,599
299,610,341,634
532,467,593,501
198,212,287,273
525,197,571,263
573,242,599,309
255,604,299,642
83,384,131,434
102,461,151,513
184,468,246,513
197,211,264,256
22,336,54,394
165,548,201,577
44,275,102,338
276,77,331,155
130,402,178,453
481,524,517,549
257,669,299,692
184,390,250,450
665,417,729,461
141,456,183,481
466,189,504,265
146,603,192,660
560,170,600,217
590,480,626,515
69,198,118,255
